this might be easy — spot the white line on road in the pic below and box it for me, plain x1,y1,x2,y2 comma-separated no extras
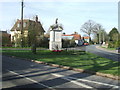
68,76,119,88
52,73,93,88
7,70,55,90
52,73,119,88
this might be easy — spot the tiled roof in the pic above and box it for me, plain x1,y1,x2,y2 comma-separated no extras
11,19,45,32
62,34,81,40
82,36,90,39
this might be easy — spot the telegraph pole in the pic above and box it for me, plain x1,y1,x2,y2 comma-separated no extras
21,0,24,47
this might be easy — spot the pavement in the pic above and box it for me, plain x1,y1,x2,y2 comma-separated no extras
96,45,119,54
2,55,120,89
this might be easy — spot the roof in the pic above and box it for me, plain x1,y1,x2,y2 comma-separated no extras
1,31,11,37
82,36,90,39
0,31,7,33
62,34,81,40
50,24,63,31
62,35,74,39
11,19,45,32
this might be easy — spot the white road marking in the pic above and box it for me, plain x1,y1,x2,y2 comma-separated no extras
7,70,55,90
52,73,119,88
68,76,119,88
52,73,93,88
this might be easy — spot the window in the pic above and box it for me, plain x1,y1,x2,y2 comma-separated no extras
23,22,27,27
17,23,20,27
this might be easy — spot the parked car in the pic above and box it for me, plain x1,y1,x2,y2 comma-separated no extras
84,43,89,46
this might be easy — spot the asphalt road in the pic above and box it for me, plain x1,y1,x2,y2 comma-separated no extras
72,45,120,62
2,55,119,89
86,45,120,62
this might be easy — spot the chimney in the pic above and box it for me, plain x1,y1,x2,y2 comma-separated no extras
74,32,78,34
35,15,38,22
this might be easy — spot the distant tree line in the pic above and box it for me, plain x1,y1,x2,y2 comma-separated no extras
80,20,120,48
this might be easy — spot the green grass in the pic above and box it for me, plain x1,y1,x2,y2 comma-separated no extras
102,47,116,50
107,48,116,50
2,47,31,48
1,47,47,49
2,50,120,76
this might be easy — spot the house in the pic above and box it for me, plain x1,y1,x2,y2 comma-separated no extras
62,32,84,46
10,15,45,47
0,31,11,47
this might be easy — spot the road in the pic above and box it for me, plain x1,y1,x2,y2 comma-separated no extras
73,45,120,62
2,55,119,89
86,45,120,62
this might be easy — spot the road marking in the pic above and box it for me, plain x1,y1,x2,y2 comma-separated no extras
52,73,93,88
68,77,119,88
52,73,119,88
7,70,55,90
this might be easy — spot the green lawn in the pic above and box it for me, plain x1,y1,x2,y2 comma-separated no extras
2,47,46,49
102,47,116,50
2,50,120,76
107,48,116,50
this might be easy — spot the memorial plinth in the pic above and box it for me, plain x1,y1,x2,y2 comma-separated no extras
49,19,63,50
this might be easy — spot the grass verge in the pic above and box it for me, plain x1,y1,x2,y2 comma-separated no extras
101,47,116,50
2,50,120,76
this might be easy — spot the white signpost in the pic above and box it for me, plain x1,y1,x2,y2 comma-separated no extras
49,18,63,50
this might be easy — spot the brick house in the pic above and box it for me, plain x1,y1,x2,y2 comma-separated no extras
10,15,45,47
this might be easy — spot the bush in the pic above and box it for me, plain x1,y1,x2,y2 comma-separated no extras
69,39,76,47
62,39,76,48
37,37,49,48
62,39,70,48
115,40,120,48
108,40,120,48
89,40,94,45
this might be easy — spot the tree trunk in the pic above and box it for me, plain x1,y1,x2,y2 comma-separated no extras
88,34,91,43
97,33,99,44
31,43,36,54
99,32,101,44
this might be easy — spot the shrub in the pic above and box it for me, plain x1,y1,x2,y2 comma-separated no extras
108,41,115,48
115,40,120,48
108,40,120,48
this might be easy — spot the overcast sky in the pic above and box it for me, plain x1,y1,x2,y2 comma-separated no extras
0,0,119,36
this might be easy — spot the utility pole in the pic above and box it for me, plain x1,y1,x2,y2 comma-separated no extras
21,0,24,47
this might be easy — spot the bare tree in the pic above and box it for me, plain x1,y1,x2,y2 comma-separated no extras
93,23,104,44
80,20,96,42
